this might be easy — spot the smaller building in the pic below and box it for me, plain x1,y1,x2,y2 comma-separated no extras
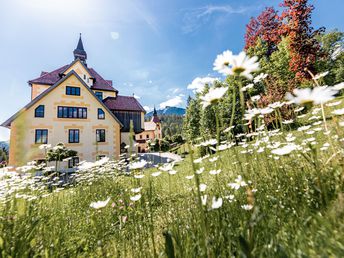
135,108,162,152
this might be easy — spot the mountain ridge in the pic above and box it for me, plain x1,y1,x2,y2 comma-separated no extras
146,106,185,117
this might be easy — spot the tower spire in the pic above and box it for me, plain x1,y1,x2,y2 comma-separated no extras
151,105,160,123
73,33,87,64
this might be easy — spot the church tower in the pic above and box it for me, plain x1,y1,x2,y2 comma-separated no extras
73,33,87,64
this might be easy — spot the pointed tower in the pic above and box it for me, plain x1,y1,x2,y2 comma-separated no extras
151,106,161,123
73,33,87,64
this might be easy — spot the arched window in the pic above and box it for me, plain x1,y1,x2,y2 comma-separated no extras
98,108,105,119
35,105,44,117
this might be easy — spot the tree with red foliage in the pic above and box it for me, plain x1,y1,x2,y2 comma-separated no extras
244,7,282,55
244,17,260,50
280,0,324,80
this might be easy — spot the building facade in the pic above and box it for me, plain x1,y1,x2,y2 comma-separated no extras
1,35,145,167
135,108,162,152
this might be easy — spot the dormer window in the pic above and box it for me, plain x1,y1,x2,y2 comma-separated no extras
66,86,80,96
98,108,105,119
35,105,45,117
95,91,103,100
83,75,86,80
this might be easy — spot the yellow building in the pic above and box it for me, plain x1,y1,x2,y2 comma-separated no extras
1,35,145,167
135,107,162,152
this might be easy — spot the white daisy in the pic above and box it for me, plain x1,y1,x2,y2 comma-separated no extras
211,197,223,209
200,87,228,109
90,197,110,209
286,86,338,105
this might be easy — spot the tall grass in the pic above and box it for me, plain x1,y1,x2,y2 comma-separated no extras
1,99,344,257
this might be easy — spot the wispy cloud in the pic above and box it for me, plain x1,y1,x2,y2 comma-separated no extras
182,4,256,34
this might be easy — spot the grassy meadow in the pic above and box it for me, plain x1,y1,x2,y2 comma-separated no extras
0,97,344,257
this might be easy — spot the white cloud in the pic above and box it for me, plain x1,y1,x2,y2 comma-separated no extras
182,4,257,33
110,31,120,40
133,94,141,99
0,128,10,141
143,106,152,112
159,96,183,109
171,88,182,94
187,77,218,93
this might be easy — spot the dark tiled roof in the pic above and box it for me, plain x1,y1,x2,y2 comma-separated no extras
28,61,118,92
29,65,69,85
2,71,123,128
103,96,146,112
88,68,117,92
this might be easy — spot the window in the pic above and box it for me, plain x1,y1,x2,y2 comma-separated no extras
35,105,44,117
146,134,149,139
35,129,48,144
57,106,87,119
68,129,80,143
83,75,86,80
95,92,103,100
68,157,79,168
98,108,105,119
140,135,142,139
96,129,106,142
66,86,80,96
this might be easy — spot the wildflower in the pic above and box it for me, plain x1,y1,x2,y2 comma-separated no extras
286,86,338,105
228,175,247,190
298,125,311,131
225,195,235,202
339,121,344,127
282,119,294,125
333,82,344,91
185,175,194,180
199,183,207,192
241,204,253,210
187,77,218,93
201,195,208,206
209,156,219,163
332,108,344,116
269,101,285,109
129,160,147,170
241,83,254,92
271,144,297,156
213,50,233,76
130,194,142,202
196,167,205,174
326,100,342,107
214,51,260,79
244,108,260,120
39,144,52,150
251,95,261,102
209,169,221,175
151,171,162,177
313,71,329,80
134,174,145,179
90,197,110,209
285,133,296,142
199,139,217,147
253,73,268,83
211,197,223,209
260,107,274,115
159,162,174,172
200,87,228,109
223,126,235,133
131,187,142,193
168,170,177,175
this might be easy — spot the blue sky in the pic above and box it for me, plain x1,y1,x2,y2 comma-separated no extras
0,0,343,140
